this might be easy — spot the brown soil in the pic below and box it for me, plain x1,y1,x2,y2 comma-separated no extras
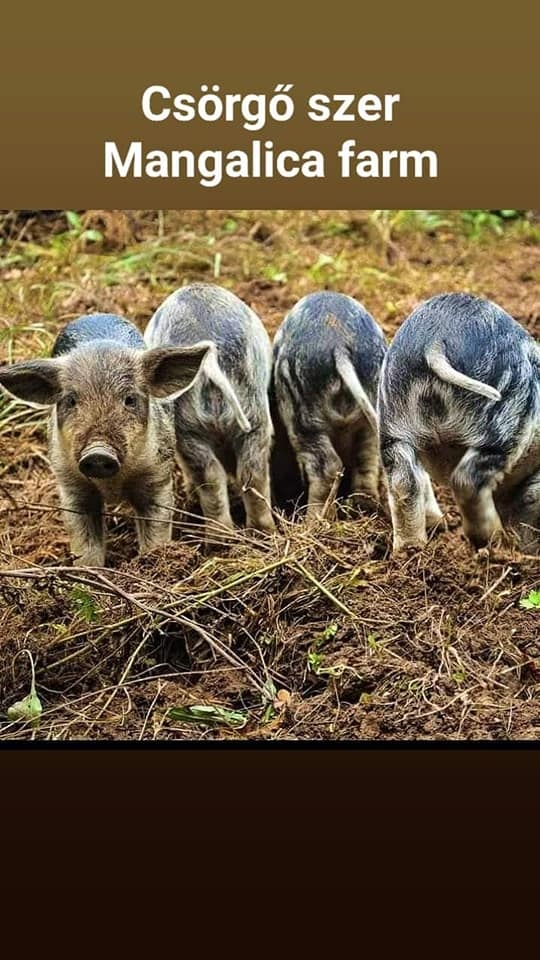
0,210,539,740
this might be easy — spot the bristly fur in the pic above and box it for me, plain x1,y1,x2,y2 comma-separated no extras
379,292,540,552
145,283,275,540
272,291,387,516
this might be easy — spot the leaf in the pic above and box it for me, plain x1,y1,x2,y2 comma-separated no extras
520,590,540,610
309,253,337,279
7,649,42,724
262,678,277,704
70,585,99,622
167,705,248,728
263,265,288,283
7,691,42,722
66,210,81,231
313,622,338,649
314,253,334,268
81,229,103,243
307,651,324,672
318,663,348,678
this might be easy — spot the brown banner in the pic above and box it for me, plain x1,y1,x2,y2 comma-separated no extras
0,2,537,208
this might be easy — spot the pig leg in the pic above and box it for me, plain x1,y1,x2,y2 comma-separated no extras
292,430,343,520
381,439,427,551
178,436,233,544
349,425,380,511
451,447,505,547
130,477,174,554
423,474,444,530
234,427,275,533
59,481,105,567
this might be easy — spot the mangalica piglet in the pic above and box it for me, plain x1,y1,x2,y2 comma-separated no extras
144,283,275,543
272,291,387,518
0,313,213,566
379,293,540,553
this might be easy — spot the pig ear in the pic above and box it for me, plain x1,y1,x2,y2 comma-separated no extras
0,359,62,406
142,342,212,398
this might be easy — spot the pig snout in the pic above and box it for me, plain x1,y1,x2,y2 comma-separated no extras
79,443,121,479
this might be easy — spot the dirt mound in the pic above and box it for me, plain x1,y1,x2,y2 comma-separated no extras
0,503,539,740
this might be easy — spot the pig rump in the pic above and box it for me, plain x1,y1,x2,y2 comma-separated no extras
379,292,540,553
272,291,387,518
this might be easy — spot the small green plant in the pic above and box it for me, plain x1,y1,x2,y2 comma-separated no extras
461,210,522,238
314,622,339,646
70,585,100,623
368,209,451,242
168,704,248,728
309,252,344,282
261,678,277,704
7,650,42,725
65,210,103,244
307,650,325,672
263,264,288,284
321,219,354,237
520,590,540,610
307,622,339,675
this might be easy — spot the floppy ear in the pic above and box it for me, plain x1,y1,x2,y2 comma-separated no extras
142,341,212,398
0,359,63,406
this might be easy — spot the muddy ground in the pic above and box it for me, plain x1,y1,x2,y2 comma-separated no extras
0,209,539,740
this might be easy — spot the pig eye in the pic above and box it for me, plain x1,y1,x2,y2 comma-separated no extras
63,393,77,410
123,394,138,409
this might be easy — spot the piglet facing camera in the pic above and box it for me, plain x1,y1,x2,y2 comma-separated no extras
145,283,275,544
0,312,212,566
379,293,540,553
272,291,387,518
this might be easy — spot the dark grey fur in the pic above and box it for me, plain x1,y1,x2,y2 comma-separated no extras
379,292,540,552
52,313,145,356
272,291,387,517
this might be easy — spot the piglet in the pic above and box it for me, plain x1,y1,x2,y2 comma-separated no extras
272,291,387,517
379,292,540,553
0,312,212,565
145,283,275,542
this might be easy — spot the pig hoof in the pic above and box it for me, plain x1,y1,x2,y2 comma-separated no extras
469,528,505,551
347,493,379,518
139,541,171,557
72,553,106,568
246,523,276,543
250,518,276,535
473,528,509,556
426,511,445,532
306,506,336,524
392,539,427,556
425,516,447,542
203,523,235,551
204,539,232,555
475,546,491,560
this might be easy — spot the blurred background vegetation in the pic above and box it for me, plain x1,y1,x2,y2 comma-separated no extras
0,208,538,368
